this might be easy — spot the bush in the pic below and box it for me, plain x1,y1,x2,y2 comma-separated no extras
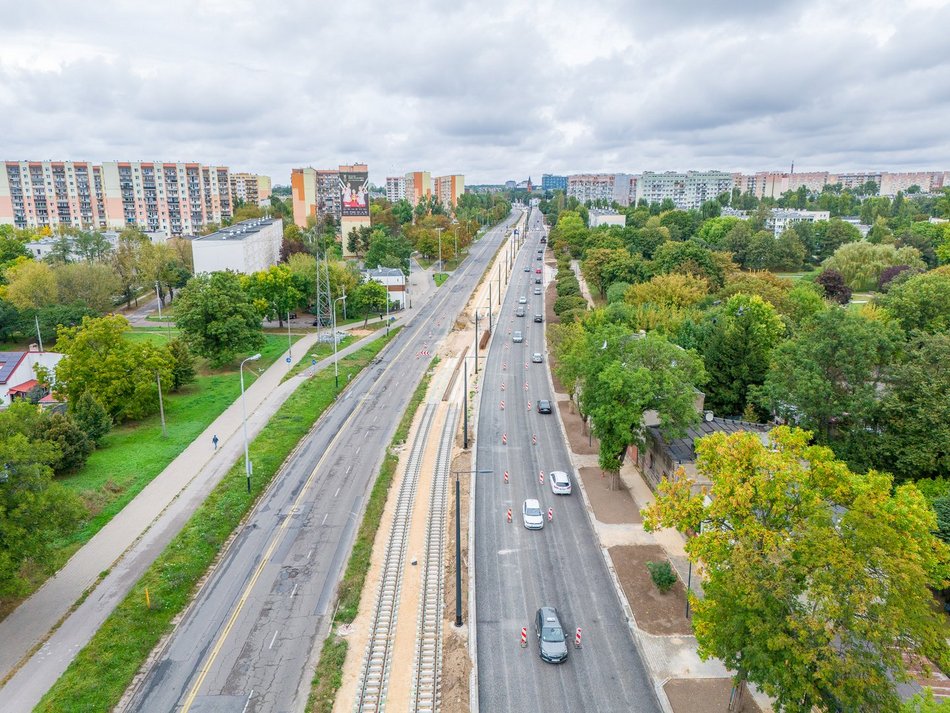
877,265,917,292
816,269,851,304
557,277,580,298
553,295,588,317
646,560,677,593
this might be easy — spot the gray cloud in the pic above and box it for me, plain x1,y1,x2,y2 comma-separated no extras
0,0,948,184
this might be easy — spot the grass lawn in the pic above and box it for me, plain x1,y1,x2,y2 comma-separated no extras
36,331,400,713
433,272,449,286
774,269,820,282
0,332,298,621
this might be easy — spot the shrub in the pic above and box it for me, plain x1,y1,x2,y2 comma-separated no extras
557,277,580,298
646,560,677,593
553,295,588,317
815,269,851,305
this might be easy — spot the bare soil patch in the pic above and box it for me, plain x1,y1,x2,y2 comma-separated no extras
441,451,472,713
557,400,599,455
609,544,693,636
664,678,762,713
578,468,641,524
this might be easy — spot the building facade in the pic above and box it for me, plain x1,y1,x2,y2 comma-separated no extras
0,160,231,234
541,174,567,192
589,210,627,228
191,218,282,274
385,176,406,204
567,174,615,204
404,171,432,206
767,209,830,236
230,173,272,208
434,174,465,209
363,267,407,308
636,171,734,210
0,346,63,408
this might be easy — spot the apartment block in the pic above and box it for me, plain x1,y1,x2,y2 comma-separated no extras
291,167,343,227
192,217,282,274
541,174,567,192
434,174,465,209
878,171,946,196
637,171,733,210
404,171,432,206
567,174,616,204
767,209,830,236
385,176,406,204
230,172,272,208
0,160,231,235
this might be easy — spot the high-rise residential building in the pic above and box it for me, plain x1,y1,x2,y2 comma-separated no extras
541,174,568,192
404,171,432,206
291,167,343,227
340,163,370,259
316,169,341,222
434,174,465,209
230,173,272,208
385,176,406,204
0,160,231,234
566,173,636,206
636,171,733,210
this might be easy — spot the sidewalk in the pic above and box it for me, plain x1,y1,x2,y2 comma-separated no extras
0,308,418,692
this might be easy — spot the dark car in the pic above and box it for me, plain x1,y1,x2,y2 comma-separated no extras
535,607,568,663
537,399,552,414
536,255,542,261
534,314,543,323
534,277,542,284
523,266,530,272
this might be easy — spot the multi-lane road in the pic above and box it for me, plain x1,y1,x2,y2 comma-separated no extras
473,208,662,712
124,211,524,713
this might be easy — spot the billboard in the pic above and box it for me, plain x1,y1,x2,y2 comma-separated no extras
340,170,369,217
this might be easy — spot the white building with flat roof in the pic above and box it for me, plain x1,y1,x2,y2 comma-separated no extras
363,266,406,308
589,210,627,228
191,218,282,274
637,171,734,210
767,209,830,236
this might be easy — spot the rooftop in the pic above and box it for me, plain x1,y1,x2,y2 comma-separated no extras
650,416,770,464
194,218,278,242
364,267,405,278
0,352,27,384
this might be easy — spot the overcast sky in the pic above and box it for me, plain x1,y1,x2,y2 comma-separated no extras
2,0,949,186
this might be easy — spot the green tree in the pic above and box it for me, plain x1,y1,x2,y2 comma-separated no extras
0,299,19,340
351,279,388,325
745,230,779,270
581,248,647,297
363,229,412,273
166,337,197,391
52,315,175,422
652,241,725,288
71,231,113,262
625,272,709,310
756,309,897,446
643,427,950,713
697,294,785,417
31,411,92,474
175,272,264,367
874,332,950,481
772,227,806,271
70,391,113,445
822,241,924,291
54,262,121,314
3,259,58,310
111,228,149,308
0,403,85,596
880,267,950,334
391,199,413,225
813,219,862,261
244,264,303,327
694,216,742,247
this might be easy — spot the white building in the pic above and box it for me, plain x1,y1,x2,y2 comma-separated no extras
191,217,282,274
567,174,636,206
0,346,63,407
385,176,406,204
24,230,167,260
636,171,734,210
767,209,830,236
589,210,627,228
363,267,407,308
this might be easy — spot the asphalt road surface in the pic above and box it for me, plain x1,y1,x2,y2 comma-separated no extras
124,211,524,713
473,208,662,712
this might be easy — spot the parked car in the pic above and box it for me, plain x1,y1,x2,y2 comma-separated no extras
537,399,552,413
532,352,543,363
535,607,568,663
513,330,524,343
522,499,544,530
549,470,572,495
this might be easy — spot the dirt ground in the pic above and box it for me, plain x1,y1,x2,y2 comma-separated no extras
441,451,472,713
608,544,694,636
557,399,600,456
664,678,762,713
578,467,641,524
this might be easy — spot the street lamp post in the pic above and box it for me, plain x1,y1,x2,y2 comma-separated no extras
287,309,292,360
240,352,262,493
474,310,480,374
453,468,492,626
332,295,346,389
156,370,167,438
436,227,443,273
454,226,458,261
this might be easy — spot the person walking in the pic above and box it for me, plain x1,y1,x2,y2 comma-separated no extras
212,434,219,451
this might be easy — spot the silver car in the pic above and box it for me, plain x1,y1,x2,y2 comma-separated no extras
518,296,527,304
513,330,524,343
532,352,543,363
535,607,568,663
550,470,572,495
522,498,544,530
533,286,542,295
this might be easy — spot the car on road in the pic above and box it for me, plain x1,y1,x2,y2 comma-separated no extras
535,277,542,284
515,306,525,317
522,499,544,530
513,330,524,343
533,314,543,323
533,286,542,295
523,266,530,272
537,399,552,413
536,255,542,261
518,296,527,304
537,248,543,253
535,268,542,274
532,352,543,363
550,470,572,495
535,607,568,663
540,236,547,243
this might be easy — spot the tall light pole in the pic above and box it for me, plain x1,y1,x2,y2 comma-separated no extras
454,225,458,261
332,295,346,389
474,310,480,374
156,370,167,438
287,308,292,359
454,468,492,626
436,227,443,273
240,352,262,493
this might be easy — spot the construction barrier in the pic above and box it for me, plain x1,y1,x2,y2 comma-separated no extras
527,401,532,410
504,470,509,484
524,382,528,391
575,628,582,648
539,471,545,485
507,507,512,523
501,382,506,391
532,434,537,445
547,507,553,522
502,433,508,445
521,627,528,647
500,400,505,410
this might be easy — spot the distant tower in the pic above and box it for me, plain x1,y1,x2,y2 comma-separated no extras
526,176,533,192
790,161,795,175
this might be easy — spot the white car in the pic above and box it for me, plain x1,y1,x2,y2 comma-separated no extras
522,498,544,529
518,296,528,304
549,471,572,495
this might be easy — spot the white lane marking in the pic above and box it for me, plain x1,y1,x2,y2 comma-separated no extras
242,690,254,713
346,465,352,474
269,630,279,650
334,487,341,498
291,583,298,598
356,446,362,456
321,513,328,526
307,549,314,559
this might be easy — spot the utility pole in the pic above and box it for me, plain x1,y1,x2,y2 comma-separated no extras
156,371,167,438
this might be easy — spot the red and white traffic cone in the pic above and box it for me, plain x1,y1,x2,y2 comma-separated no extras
500,400,505,410
507,507,512,523
504,470,509,484
524,362,528,369
503,362,507,370
501,382,506,391
524,382,528,391
574,628,582,648
521,626,528,647
547,507,553,522
539,471,545,485
527,401,532,410
532,434,537,445
502,433,507,445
